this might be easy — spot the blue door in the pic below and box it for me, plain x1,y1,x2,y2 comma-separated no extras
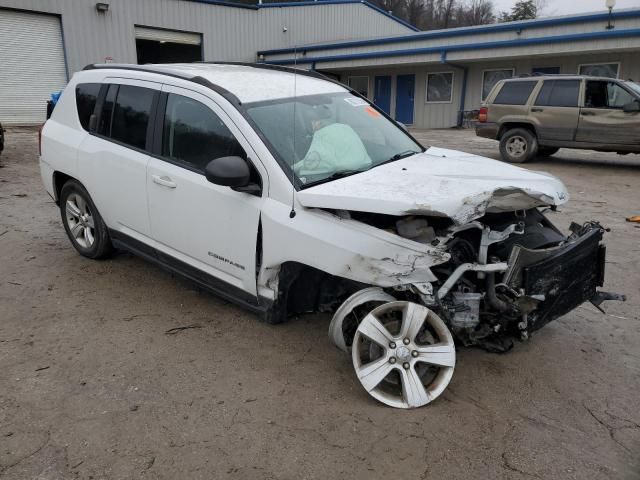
374,75,392,114
395,74,415,124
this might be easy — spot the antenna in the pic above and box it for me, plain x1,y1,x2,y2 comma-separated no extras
289,45,298,219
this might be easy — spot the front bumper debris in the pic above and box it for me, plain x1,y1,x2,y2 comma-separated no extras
504,223,623,332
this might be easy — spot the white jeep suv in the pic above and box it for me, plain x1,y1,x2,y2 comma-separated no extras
40,63,622,409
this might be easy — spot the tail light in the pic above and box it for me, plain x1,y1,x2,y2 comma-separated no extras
38,123,45,156
478,107,488,123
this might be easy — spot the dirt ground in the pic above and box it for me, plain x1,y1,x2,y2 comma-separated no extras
1,126,639,480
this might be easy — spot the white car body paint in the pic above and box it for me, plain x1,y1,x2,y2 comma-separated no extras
40,63,569,306
297,147,569,225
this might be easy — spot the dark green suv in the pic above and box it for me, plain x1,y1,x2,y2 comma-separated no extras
476,75,640,163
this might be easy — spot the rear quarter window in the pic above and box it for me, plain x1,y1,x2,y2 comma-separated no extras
75,83,101,131
493,81,538,105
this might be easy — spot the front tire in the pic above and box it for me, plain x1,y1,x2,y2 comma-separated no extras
499,128,538,163
60,180,113,259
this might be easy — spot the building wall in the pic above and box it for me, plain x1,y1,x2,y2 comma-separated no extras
263,13,640,66
0,0,414,76
337,51,640,129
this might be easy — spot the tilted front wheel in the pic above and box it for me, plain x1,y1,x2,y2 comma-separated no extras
352,301,455,409
60,180,113,259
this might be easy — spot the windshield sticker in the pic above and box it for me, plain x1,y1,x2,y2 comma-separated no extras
365,106,381,118
344,97,368,107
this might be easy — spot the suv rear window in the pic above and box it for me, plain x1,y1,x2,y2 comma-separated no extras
75,83,101,131
535,80,580,108
493,81,537,105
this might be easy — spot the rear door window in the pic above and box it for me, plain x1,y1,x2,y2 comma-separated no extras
535,80,581,107
493,81,538,105
161,93,246,172
110,85,156,150
75,83,101,131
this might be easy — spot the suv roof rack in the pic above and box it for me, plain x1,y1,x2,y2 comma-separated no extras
82,61,347,105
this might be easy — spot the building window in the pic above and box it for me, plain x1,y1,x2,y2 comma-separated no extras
426,72,454,103
532,66,560,75
579,63,619,79
348,76,369,98
482,69,514,101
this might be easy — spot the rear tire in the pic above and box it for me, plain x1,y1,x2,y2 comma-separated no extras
538,147,559,158
60,180,113,259
499,128,538,163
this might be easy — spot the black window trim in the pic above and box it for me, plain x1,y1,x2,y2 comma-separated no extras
90,82,160,156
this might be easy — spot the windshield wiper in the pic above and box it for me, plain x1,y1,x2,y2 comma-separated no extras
376,150,421,167
301,168,368,188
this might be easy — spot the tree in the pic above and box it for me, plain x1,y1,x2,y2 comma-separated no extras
499,0,546,22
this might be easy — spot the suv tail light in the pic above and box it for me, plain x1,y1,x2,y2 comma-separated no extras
478,107,488,123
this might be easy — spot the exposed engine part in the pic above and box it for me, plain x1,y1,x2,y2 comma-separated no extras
450,292,482,329
328,287,396,352
485,271,511,313
351,301,455,409
437,262,508,300
478,222,524,266
395,216,435,244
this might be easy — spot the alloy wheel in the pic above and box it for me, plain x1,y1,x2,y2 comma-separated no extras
65,193,95,249
351,301,455,409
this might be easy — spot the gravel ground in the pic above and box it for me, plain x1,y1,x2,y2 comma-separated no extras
1,126,639,480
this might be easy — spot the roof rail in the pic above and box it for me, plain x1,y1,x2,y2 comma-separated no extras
82,63,242,105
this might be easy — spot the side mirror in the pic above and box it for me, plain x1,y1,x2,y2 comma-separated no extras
205,156,250,187
623,100,640,113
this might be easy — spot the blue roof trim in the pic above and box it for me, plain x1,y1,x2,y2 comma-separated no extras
258,8,640,55
263,27,640,65
183,0,258,9
258,0,419,32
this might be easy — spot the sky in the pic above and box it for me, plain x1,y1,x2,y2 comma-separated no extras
493,0,640,16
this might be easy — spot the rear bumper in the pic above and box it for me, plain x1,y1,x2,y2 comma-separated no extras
475,123,499,140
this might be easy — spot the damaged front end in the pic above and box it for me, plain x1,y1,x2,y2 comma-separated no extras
330,207,625,354
430,211,624,352
326,207,624,409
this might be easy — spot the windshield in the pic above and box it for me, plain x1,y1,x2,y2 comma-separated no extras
624,81,640,96
245,92,423,188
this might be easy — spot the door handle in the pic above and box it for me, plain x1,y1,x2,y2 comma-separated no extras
581,111,595,116
152,175,177,189
531,108,544,113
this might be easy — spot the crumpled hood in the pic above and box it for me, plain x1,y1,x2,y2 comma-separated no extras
297,147,569,225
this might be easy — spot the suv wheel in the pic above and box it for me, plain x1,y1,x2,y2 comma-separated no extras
60,180,113,259
499,128,538,163
538,147,559,158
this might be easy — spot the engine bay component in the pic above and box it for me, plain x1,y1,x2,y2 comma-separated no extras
328,287,396,352
351,301,455,409
450,292,482,329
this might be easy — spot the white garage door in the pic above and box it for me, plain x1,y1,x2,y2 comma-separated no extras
0,9,68,125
